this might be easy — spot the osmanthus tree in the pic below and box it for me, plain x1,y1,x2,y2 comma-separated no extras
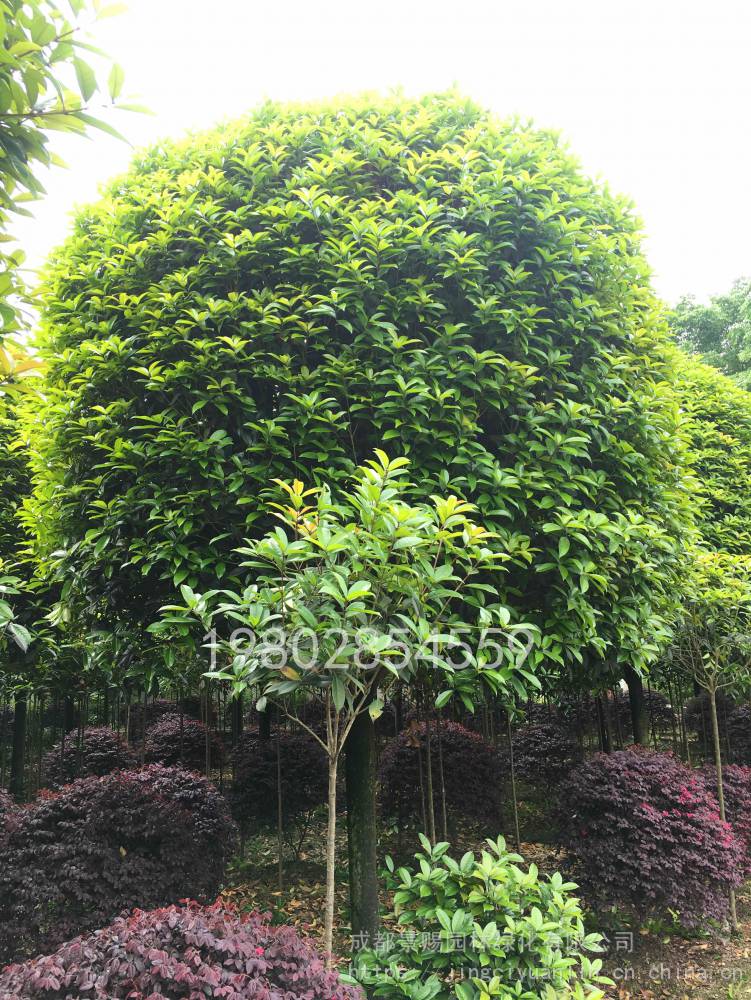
157,452,538,957
28,93,692,680
25,93,692,924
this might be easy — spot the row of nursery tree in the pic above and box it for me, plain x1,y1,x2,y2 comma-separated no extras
2,5,751,959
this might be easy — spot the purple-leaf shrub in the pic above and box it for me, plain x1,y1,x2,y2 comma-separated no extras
727,705,751,765
230,729,327,837
0,787,16,843
42,726,136,789
378,720,501,827
124,697,179,742
0,900,362,1000
698,763,751,865
144,712,224,772
504,720,581,786
610,689,675,736
558,748,744,927
684,691,736,757
0,764,237,962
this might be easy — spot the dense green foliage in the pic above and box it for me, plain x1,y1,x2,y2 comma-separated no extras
670,350,751,554
353,835,609,1000
670,278,751,389
27,92,691,688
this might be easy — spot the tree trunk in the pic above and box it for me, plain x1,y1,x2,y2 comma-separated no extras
9,694,27,802
623,665,648,745
259,705,271,740
345,711,379,945
324,752,339,962
424,711,437,845
276,729,284,893
232,694,244,744
507,714,521,850
436,713,448,841
595,695,611,752
708,684,738,931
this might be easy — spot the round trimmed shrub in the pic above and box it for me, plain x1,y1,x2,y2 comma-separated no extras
698,763,751,863
727,705,751,764
684,690,736,757
42,725,136,788
378,720,501,828
144,712,224,772
230,729,326,841
505,720,580,785
557,748,744,926
0,764,237,962
0,899,361,1000
124,697,178,742
609,689,675,737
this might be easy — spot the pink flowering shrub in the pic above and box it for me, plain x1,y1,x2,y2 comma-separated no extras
557,747,744,926
0,900,362,1000
698,764,751,865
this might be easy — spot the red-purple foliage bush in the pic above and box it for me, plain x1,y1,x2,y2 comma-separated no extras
144,712,224,772
41,726,136,789
727,705,751,764
557,748,744,926
0,900,361,1000
378,720,501,828
520,700,563,726
124,697,178,742
230,729,327,840
609,689,675,736
0,788,16,843
0,764,237,963
698,764,751,864
504,720,581,785
684,691,736,757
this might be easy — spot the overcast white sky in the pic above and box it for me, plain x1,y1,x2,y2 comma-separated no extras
14,0,751,304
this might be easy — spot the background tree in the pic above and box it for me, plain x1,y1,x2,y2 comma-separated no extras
670,349,751,554
669,278,751,389
0,0,129,799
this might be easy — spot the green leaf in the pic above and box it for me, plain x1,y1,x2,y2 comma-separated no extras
107,62,125,100
73,58,97,101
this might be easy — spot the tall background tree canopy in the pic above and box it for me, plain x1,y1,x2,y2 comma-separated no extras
25,92,693,681
670,349,751,556
669,278,751,390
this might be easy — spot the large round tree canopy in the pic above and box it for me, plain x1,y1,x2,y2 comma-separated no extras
27,93,691,674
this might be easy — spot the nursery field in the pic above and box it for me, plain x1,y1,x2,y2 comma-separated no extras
2,18,751,998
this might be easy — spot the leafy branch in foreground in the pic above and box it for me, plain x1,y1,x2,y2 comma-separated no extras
155,451,539,958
